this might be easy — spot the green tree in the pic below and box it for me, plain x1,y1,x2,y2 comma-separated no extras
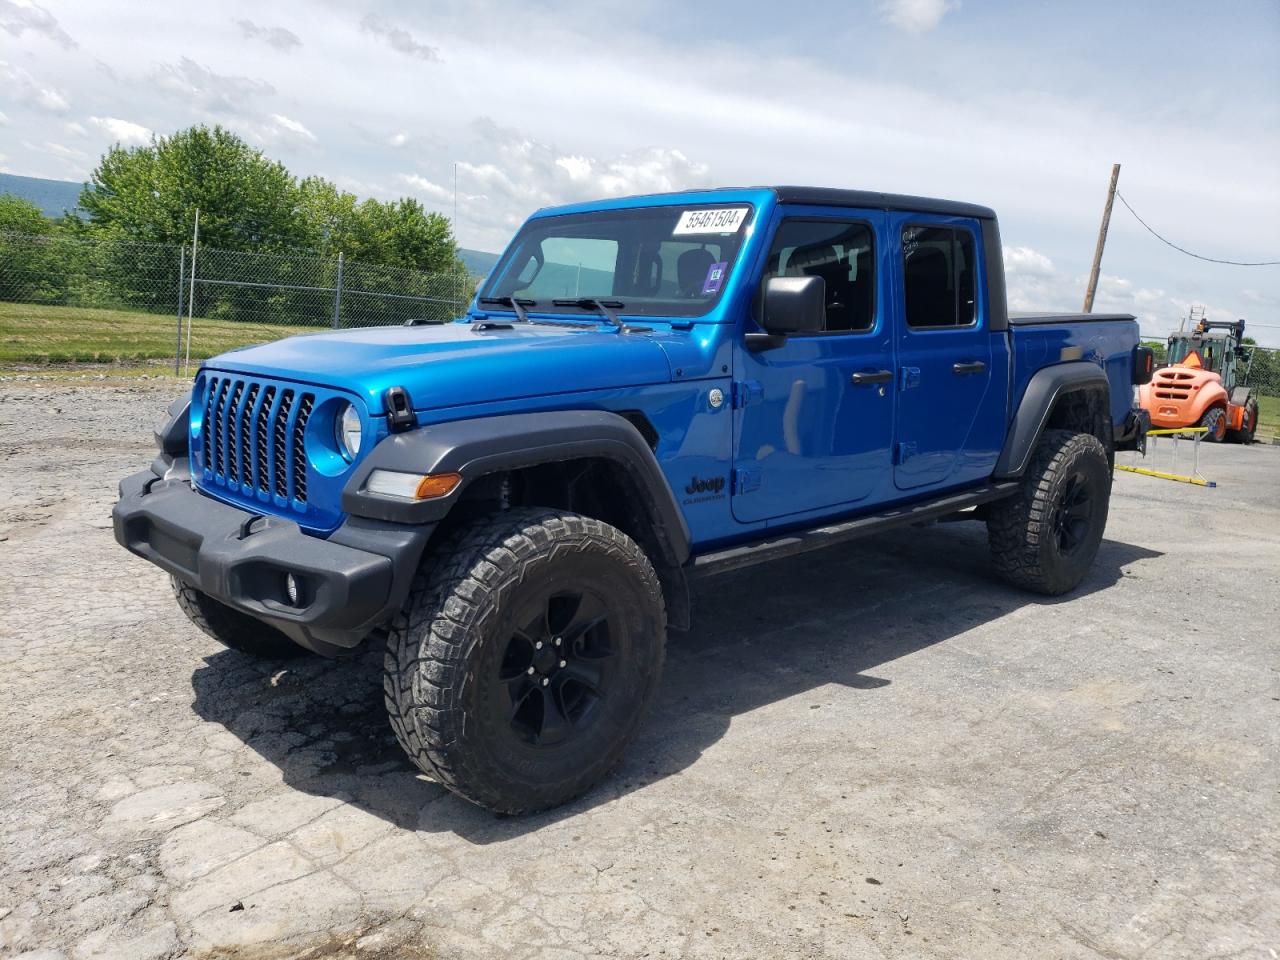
0,195,55,234
298,178,461,273
79,125,306,251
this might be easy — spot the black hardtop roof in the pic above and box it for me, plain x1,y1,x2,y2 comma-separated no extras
768,186,997,220
545,186,998,221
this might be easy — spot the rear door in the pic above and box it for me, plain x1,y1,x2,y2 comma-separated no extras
732,207,895,523
890,216,1009,490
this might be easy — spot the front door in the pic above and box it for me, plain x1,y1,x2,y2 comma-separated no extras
891,216,1008,491
732,209,895,524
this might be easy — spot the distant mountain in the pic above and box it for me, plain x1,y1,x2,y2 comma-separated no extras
457,247,500,277
0,173,502,274
0,173,85,219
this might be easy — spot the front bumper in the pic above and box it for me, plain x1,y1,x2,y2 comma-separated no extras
112,469,431,655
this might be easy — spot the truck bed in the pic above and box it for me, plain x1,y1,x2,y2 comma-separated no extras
1009,312,1135,326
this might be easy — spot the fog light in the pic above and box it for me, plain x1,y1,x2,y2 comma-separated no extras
285,573,300,606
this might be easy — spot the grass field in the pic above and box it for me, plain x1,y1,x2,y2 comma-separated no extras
1257,394,1279,438
0,302,315,365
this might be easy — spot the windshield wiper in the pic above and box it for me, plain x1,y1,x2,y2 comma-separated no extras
551,298,632,333
478,296,535,322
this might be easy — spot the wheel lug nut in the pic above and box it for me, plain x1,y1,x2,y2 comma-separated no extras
535,640,544,650
527,666,536,675
558,659,567,668
541,677,550,687
554,637,562,646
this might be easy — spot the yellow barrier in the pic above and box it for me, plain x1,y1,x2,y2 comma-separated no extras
1117,426,1217,487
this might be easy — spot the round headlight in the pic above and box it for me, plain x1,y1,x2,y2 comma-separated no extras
336,403,362,461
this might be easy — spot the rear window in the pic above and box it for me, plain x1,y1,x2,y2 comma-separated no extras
483,204,754,318
902,225,977,328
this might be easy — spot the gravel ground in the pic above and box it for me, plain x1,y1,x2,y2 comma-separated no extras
1,380,1277,960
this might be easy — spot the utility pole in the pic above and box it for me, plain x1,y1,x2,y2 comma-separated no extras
1083,163,1120,313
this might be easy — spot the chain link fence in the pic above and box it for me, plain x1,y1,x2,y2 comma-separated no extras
0,231,474,370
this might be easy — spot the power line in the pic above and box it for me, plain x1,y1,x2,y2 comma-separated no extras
1114,191,1280,266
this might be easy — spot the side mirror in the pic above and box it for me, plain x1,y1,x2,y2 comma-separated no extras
763,276,825,335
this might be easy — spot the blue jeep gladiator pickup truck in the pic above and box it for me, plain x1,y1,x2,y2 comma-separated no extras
114,186,1152,813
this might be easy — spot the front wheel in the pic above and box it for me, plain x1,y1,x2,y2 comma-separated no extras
1200,406,1227,442
987,430,1112,596
384,508,666,814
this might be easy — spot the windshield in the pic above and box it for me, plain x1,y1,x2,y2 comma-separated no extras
1167,336,1221,371
481,204,754,318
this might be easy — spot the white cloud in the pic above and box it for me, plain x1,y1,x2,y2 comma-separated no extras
1003,245,1056,277
360,13,440,62
242,113,317,147
0,0,75,48
236,19,301,52
269,113,315,142
62,120,86,136
877,0,959,33
0,60,70,112
387,132,408,148
89,115,152,147
399,173,451,201
151,57,274,113
0,110,9,126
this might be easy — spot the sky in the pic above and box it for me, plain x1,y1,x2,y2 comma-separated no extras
2,0,1279,345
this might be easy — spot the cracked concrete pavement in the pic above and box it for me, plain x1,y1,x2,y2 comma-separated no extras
1,379,1277,959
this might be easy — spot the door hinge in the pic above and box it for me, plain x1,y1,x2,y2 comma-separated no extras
899,366,921,391
894,442,917,465
733,467,761,494
731,379,764,408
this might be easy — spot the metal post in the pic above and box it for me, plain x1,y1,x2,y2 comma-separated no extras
332,251,344,329
174,244,186,376
1083,163,1121,313
184,208,200,377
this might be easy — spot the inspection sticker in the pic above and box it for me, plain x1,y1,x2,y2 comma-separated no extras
701,261,729,295
673,207,748,235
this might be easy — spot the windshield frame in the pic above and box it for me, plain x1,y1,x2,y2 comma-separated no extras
477,202,757,321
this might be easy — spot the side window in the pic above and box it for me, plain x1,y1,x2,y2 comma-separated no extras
902,226,977,328
761,219,876,333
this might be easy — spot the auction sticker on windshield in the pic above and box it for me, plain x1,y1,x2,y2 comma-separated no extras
673,208,748,235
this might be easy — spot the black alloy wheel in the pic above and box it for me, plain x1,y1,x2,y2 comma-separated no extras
495,589,617,747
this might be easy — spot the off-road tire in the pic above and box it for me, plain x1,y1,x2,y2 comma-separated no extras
1229,399,1258,444
1200,406,1227,442
171,577,303,658
987,430,1111,596
385,508,666,814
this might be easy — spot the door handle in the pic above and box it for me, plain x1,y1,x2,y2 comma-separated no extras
952,361,987,375
850,369,894,385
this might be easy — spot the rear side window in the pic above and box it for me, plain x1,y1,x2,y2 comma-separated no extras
760,219,876,333
902,225,977,328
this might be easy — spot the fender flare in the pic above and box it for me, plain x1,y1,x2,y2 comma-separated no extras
993,362,1110,478
342,410,692,567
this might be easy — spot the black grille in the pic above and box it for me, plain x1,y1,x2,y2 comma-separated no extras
202,378,313,504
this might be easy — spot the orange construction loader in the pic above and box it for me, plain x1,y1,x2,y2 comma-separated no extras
1138,319,1259,443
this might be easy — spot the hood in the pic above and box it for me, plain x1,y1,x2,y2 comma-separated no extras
201,321,676,413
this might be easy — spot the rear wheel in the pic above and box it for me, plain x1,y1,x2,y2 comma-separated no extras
171,577,303,658
384,508,666,814
987,430,1111,596
1229,399,1258,444
1200,406,1227,442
